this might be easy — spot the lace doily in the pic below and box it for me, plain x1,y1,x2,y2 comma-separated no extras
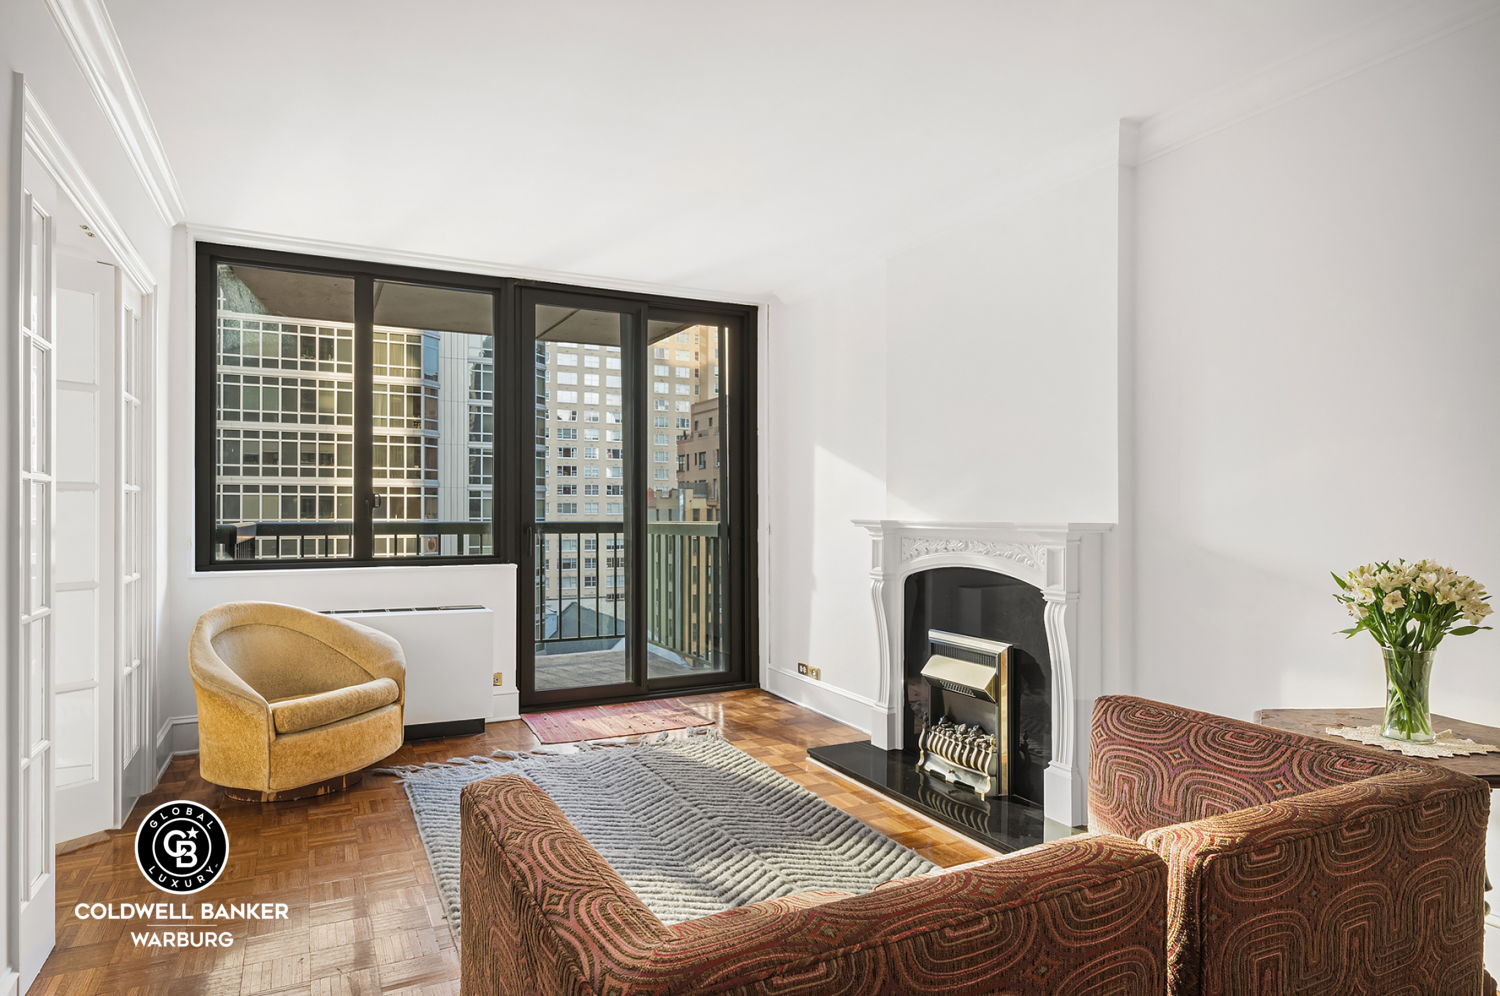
1325,724,1500,758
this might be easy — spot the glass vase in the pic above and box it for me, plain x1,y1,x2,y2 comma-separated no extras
1382,647,1435,743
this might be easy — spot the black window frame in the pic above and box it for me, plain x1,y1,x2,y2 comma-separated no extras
195,241,760,695
196,242,512,569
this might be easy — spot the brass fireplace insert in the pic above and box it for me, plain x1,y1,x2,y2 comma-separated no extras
917,630,1010,798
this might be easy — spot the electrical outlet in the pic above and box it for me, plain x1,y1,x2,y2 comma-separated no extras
808,666,820,680
493,672,503,687
796,662,808,676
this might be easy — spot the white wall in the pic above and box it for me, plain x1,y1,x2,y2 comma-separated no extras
765,21,1500,735
764,267,890,721
885,166,1121,524
1132,19,1500,721
765,164,1126,727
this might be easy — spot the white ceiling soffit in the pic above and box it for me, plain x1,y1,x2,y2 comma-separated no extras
22,83,157,293
44,0,187,227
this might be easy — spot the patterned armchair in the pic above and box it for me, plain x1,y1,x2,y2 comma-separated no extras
1090,695,1492,996
459,774,1167,996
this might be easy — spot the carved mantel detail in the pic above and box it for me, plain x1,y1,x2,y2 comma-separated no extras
899,537,1048,573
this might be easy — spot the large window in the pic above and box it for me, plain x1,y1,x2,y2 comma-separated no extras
198,251,498,564
196,243,759,704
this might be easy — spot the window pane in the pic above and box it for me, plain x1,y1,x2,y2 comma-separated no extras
373,281,494,558
533,304,628,690
213,264,355,561
645,319,727,676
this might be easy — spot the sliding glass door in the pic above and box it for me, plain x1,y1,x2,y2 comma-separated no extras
524,292,638,700
518,294,746,705
642,312,729,688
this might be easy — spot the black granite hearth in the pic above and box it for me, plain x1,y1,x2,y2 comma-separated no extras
807,740,1083,853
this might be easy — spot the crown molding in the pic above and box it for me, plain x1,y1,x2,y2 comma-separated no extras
44,0,186,227
22,83,156,293
186,223,770,309
1136,0,1500,163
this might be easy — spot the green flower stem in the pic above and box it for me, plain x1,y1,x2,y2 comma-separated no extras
1382,647,1434,743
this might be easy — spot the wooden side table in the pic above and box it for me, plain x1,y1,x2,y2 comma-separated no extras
1256,706,1500,915
1254,707,1500,786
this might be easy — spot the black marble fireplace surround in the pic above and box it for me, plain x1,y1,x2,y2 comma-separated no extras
807,567,1065,852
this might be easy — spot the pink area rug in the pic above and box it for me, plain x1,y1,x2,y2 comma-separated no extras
522,699,715,744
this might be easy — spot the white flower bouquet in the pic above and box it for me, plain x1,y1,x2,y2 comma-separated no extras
1332,559,1492,742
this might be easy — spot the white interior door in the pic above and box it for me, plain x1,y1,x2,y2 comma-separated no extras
53,254,117,844
16,162,58,995
117,281,149,821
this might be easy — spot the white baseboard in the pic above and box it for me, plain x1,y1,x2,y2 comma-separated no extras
764,666,876,735
490,687,520,722
154,749,177,784
159,715,199,756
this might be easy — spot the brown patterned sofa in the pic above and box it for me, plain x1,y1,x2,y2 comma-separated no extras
460,774,1167,995
1090,695,1493,996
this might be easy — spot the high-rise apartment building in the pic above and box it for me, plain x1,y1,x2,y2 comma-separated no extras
532,323,724,660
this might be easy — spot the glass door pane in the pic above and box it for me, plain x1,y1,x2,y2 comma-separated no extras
644,317,729,685
530,300,634,695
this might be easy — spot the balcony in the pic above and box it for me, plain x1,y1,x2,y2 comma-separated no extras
533,520,724,691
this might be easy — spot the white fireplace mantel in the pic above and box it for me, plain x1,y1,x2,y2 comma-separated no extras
853,520,1112,828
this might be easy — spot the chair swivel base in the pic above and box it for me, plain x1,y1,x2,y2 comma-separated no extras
220,771,364,803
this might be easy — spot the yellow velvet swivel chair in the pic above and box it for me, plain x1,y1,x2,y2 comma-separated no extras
189,601,406,801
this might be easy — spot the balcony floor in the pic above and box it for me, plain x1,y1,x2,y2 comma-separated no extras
534,647,726,691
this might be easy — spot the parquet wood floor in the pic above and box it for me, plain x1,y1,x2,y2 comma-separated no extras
30,689,991,996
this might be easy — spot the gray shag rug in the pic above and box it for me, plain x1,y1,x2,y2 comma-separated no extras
383,730,935,941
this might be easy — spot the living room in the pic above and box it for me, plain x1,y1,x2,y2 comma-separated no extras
3,1,1498,994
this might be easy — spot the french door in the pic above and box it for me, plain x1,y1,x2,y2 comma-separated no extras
52,254,117,843
16,174,57,996
518,289,744,706
13,131,160,993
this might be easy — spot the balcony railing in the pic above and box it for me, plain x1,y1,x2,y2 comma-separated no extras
645,522,723,668
533,522,627,647
212,520,492,561
533,520,723,668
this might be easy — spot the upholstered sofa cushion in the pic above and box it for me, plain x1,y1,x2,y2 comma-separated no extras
459,773,1168,996
270,677,401,735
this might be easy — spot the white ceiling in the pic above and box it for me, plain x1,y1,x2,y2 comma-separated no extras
107,0,1410,298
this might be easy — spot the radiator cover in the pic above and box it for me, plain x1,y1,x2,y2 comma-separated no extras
323,605,493,739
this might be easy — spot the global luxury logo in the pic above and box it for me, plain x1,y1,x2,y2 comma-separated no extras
134,800,229,894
